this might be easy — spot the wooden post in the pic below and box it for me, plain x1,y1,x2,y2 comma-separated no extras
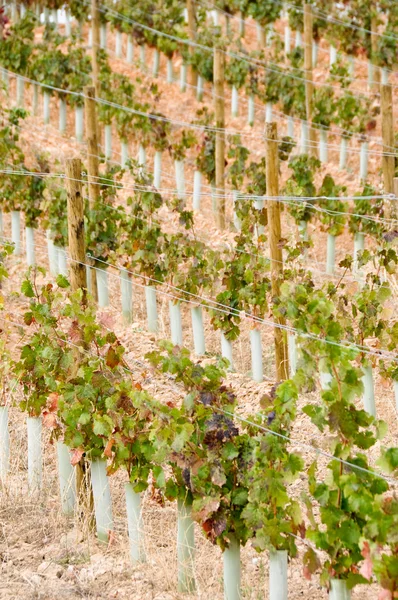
265,123,289,381
304,3,317,157
186,0,197,90
371,16,380,91
65,158,87,301
214,47,226,230
84,85,99,301
91,0,100,92
65,157,95,532
381,84,394,194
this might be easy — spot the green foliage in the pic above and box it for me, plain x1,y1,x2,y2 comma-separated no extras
242,381,304,555
86,169,125,266
283,155,321,224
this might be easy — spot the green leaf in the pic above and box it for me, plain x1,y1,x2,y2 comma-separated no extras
21,279,34,298
56,274,70,288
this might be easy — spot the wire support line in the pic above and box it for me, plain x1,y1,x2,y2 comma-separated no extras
2,311,397,486
100,41,388,148
1,167,397,207
94,2,384,98
2,67,397,155
196,0,394,74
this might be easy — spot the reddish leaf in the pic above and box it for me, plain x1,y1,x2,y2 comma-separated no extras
98,311,115,330
47,392,59,412
104,438,114,458
71,448,84,466
303,566,312,581
105,346,119,368
68,320,81,343
378,591,392,600
134,382,143,391
42,412,57,429
360,556,373,581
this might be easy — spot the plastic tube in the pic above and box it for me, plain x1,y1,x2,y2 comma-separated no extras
295,30,302,47
329,579,351,600
121,141,129,168
269,549,288,600
96,268,109,308
169,300,183,345
353,232,365,275
287,116,294,139
180,64,187,92
152,49,160,77
46,231,58,275
16,76,24,108
231,86,239,118
223,535,241,600
59,97,67,134
191,306,206,355
57,247,68,276
288,333,297,376
284,26,291,54
339,137,348,170
196,76,204,102
265,102,273,123
120,268,133,323
43,91,51,124
100,23,107,49
11,211,21,255
125,483,146,562
27,416,42,491
319,129,328,163
359,142,369,182
361,365,376,417
65,11,71,37
167,58,174,83
250,329,263,382
326,234,336,275
154,151,162,189
312,41,319,66
127,35,134,63
193,170,202,211
32,84,39,116
75,106,84,142
90,458,114,542
177,499,196,593
221,332,233,370
145,286,158,333
300,121,308,154
138,144,146,167
105,124,112,160
330,45,337,66
232,190,241,232
248,95,255,126
139,45,146,70
174,160,186,199
25,226,36,267
56,441,76,516
0,406,9,480
115,29,122,58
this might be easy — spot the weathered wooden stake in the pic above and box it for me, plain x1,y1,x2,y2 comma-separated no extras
214,47,226,230
65,157,94,532
304,4,317,157
84,85,100,301
186,0,197,90
266,123,289,381
370,16,380,91
381,84,394,194
66,158,87,299
91,0,100,92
